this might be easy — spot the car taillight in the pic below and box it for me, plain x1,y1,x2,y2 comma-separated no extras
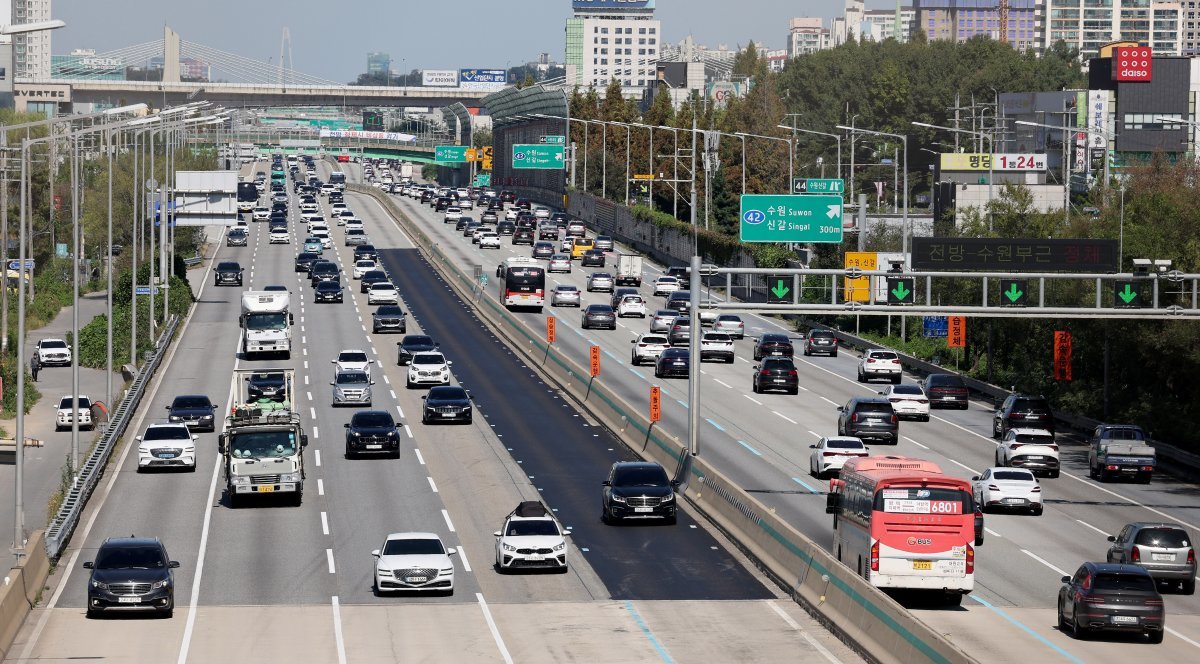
891,359,900,364
1106,464,1120,471
966,544,974,574
823,452,840,457
867,358,877,363
890,414,898,424
1049,444,1059,451
1145,598,1164,607
760,370,770,376
889,398,900,403
1031,486,1041,492
988,484,1000,491
1010,443,1024,449
850,413,859,423
917,399,928,404
1131,546,1140,563
1187,548,1195,565
1082,595,1106,605
1141,465,1154,471
788,370,798,376
870,541,879,572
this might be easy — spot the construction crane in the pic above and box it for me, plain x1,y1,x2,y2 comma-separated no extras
998,0,1009,44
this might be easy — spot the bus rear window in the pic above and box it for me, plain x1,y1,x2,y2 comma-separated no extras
876,487,969,515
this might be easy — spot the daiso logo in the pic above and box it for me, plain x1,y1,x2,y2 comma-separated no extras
1113,46,1153,82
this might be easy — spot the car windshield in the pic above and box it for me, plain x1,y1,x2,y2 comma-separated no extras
762,334,788,343
245,312,288,331
173,396,211,409
428,387,468,400
705,333,730,341
229,430,298,458
217,262,239,271
94,546,166,569
251,373,285,386
143,427,190,441
403,336,434,348
992,470,1035,482
377,306,403,315
382,538,444,556
641,336,668,345
59,397,92,409
927,374,964,387
870,351,898,360
613,465,670,487
41,339,67,349
412,354,445,366
1134,528,1190,547
339,352,368,364
1092,573,1157,592
352,412,395,428
1013,398,1050,413
336,372,369,385
892,385,924,395
855,402,892,413
1102,427,1145,441
663,349,688,359
371,284,395,291
556,285,578,292
717,315,741,322
356,261,375,268
507,520,560,537
761,359,794,370
1014,433,1053,444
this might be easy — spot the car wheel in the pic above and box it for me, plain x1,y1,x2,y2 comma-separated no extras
830,351,837,358
665,515,677,526
87,607,100,619
1057,604,1069,632
856,369,865,383
726,356,734,364
803,348,811,356
992,420,1001,439
1147,629,1164,644
1031,505,1043,516
892,375,901,384
1049,470,1060,479
345,446,354,459
789,387,798,395
1183,579,1195,595
752,381,759,394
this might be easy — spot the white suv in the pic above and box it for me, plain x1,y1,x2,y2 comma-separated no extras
630,333,670,366
36,338,72,366
56,394,94,431
406,351,451,388
494,501,569,573
997,428,1061,478
136,422,198,471
857,349,902,384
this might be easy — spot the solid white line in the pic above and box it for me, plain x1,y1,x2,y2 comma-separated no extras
947,458,979,475
331,596,348,664
1075,519,1110,537
768,601,841,664
458,544,472,572
315,449,322,467
176,454,222,664
414,448,426,465
318,478,325,495
1166,627,1200,650
714,379,732,388
428,476,439,493
476,593,515,664
984,527,1002,538
903,436,929,450
1021,549,1069,577
743,394,762,406
326,548,336,574
773,411,797,424
442,508,455,531
321,512,330,536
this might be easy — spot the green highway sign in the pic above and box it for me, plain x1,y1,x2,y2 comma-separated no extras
539,135,566,145
1114,280,1146,308
1000,279,1028,306
434,146,469,163
792,178,845,195
472,173,492,187
739,194,844,243
767,275,792,304
512,144,565,169
886,277,915,304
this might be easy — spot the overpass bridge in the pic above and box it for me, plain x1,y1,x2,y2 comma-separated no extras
190,127,439,162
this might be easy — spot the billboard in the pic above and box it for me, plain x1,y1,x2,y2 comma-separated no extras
173,171,237,227
911,238,1118,273
1113,46,1153,82
706,81,748,108
573,0,655,9
1087,90,1109,149
459,68,508,92
320,129,416,142
421,69,459,87
938,153,1047,172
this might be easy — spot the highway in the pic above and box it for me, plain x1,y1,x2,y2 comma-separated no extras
365,165,1200,663
7,161,857,664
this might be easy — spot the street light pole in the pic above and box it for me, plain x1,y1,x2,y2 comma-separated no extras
839,125,909,254
912,121,994,230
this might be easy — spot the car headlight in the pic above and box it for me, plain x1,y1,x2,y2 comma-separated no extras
439,567,454,575
280,472,302,483
661,492,675,503
376,567,391,576
169,415,181,422
200,414,214,421
231,476,251,486
553,541,566,552
610,493,626,503
92,580,108,590
152,579,171,589
501,542,517,552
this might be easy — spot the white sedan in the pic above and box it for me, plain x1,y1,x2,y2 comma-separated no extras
809,436,868,479
971,467,1043,515
252,206,270,221
352,260,377,279
547,254,572,274
372,532,457,595
367,282,400,305
478,232,501,249
268,228,290,244
879,384,930,421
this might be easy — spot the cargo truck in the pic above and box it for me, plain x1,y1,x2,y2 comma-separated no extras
616,253,643,287
240,291,294,358
218,368,308,507
1088,424,1156,483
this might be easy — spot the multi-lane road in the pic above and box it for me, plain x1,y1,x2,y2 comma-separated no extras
365,164,1200,662
6,161,857,664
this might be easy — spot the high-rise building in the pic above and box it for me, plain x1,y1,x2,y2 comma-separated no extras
863,5,915,43
12,0,53,79
831,0,866,46
564,0,660,95
787,17,831,57
1184,1,1200,55
1043,0,1182,59
367,52,390,77
913,0,1039,53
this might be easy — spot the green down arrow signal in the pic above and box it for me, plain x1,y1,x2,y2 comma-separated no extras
891,281,912,302
1004,283,1024,303
1118,284,1138,304
771,281,790,299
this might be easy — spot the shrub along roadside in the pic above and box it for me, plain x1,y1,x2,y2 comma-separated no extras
72,264,192,369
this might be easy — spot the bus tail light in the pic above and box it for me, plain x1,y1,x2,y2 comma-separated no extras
966,544,975,574
870,540,879,571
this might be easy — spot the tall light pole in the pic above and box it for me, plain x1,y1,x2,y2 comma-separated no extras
735,131,793,194
1015,119,1116,217
913,120,994,230
777,124,842,186
839,125,908,254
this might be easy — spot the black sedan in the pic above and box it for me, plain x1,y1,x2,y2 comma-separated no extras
753,358,799,395
344,410,402,459
655,348,690,378
397,335,438,365
372,305,407,334
580,249,605,267
314,280,343,303
581,304,617,330
360,270,389,293
294,251,319,273
1058,562,1164,643
214,261,243,286
421,386,473,424
166,394,216,432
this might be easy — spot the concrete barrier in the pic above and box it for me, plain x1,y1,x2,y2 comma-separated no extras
0,530,50,661
353,184,976,664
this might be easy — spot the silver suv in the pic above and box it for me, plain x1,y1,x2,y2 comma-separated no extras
1107,523,1196,594
331,369,373,407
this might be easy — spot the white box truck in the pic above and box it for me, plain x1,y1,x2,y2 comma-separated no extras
240,291,294,358
616,253,643,287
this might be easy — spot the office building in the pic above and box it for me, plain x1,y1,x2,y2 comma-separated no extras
1043,0,1182,59
787,17,831,57
565,0,660,95
367,52,390,77
1186,1,1200,55
863,5,915,43
12,0,53,79
913,0,1039,53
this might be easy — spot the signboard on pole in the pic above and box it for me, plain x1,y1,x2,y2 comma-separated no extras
739,194,844,243
458,69,508,91
947,316,967,348
547,317,557,344
589,345,601,377
649,386,661,423
843,252,876,303
421,70,459,87
512,144,565,169
435,146,470,163
938,153,1048,172
539,135,566,145
1053,330,1073,381
792,178,844,195
7,260,34,271
922,316,948,338
911,237,1118,273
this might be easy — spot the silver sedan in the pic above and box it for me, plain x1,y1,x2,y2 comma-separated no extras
551,284,581,307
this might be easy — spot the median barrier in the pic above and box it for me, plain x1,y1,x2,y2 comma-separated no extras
0,530,49,661
353,183,976,664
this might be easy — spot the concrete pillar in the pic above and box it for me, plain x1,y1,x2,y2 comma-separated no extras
163,26,181,84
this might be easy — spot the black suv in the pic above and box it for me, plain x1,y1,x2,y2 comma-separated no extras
993,394,1054,438
601,461,678,524
294,251,320,273
1057,562,1164,642
512,227,535,245
360,270,389,293
344,409,402,458
214,261,243,286
397,335,438,365
803,330,838,357
308,261,340,286
166,394,216,432
665,291,691,314
837,397,899,444
84,537,179,618
421,385,473,424
753,358,799,395
922,373,969,409
753,333,794,361
354,244,378,262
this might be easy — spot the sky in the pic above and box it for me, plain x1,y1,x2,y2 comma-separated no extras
49,0,897,82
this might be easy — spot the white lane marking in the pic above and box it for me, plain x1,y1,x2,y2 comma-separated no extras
819,396,839,406
767,601,842,664
441,508,455,531
304,360,309,370
326,548,336,574
1021,549,1069,577
177,454,222,664
1075,519,1110,537
331,596,348,664
318,478,325,495
947,458,979,476
315,449,322,467
458,544,472,572
414,449,426,465
313,426,320,439
476,593,515,664
382,375,390,385
1166,627,1200,650
903,436,929,450
428,476,439,493
773,411,797,424
1062,471,1200,532
390,390,397,399
310,407,317,419
406,427,414,438
714,379,732,389
396,405,405,418
984,528,1002,538
304,375,309,385
306,391,313,402
743,395,762,406
321,512,330,536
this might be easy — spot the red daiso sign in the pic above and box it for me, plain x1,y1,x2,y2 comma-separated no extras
1113,46,1153,82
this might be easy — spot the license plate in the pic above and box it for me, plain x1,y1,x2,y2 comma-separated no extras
1025,456,1044,460
867,418,881,424
1111,615,1138,624
405,576,427,583
257,485,275,493
1152,553,1175,561
442,413,457,418
774,379,787,383
1004,498,1024,504
527,555,544,561
912,560,932,570
944,396,957,400
159,453,177,459
117,596,141,604
634,507,653,513
366,444,382,450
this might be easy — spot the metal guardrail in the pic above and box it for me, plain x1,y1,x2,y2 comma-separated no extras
44,316,182,559
183,255,203,267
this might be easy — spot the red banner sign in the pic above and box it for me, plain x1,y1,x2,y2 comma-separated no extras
1053,331,1073,381
947,316,966,349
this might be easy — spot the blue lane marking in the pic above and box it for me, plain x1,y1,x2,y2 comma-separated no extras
623,600,676,664
705,417,725,432
792,477,819,494
967,595,1085,664
737,440,762,456
628,366,642,377
603,349,619,361
676,399,689,409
